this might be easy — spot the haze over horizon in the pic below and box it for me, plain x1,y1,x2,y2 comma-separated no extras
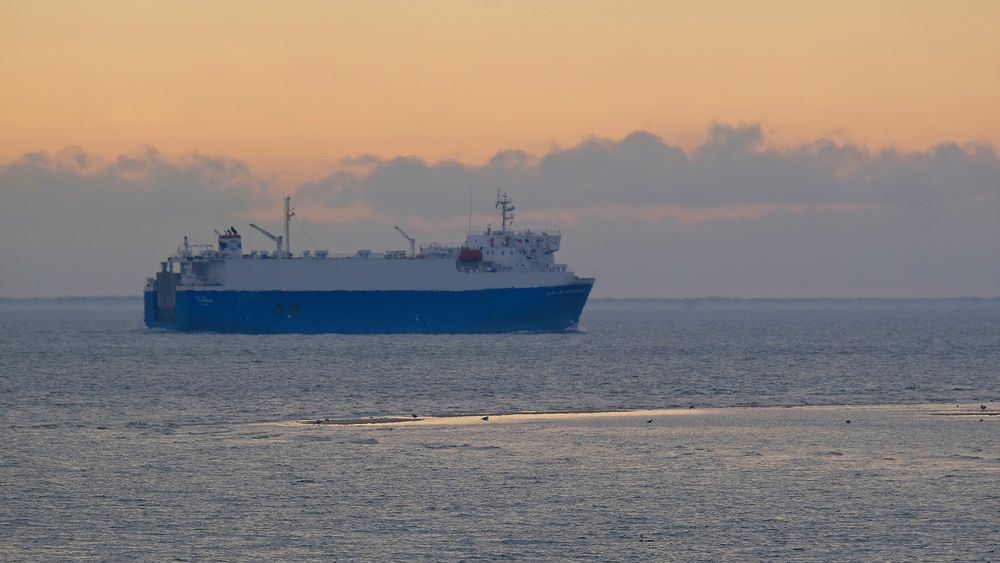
2,1,998,298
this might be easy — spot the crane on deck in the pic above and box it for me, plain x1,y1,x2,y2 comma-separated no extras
394,226,416,257
249,223,284,257
249,195,295,258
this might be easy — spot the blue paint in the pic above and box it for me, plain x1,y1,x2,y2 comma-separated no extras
145,283,594,333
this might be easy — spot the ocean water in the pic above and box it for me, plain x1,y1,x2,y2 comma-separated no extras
2,299,999,560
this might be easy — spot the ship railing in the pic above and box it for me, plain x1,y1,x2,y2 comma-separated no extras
176,243,213,256
241,250,436,260
301,252,414,260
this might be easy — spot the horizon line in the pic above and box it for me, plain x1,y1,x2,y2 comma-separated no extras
2,295,998,302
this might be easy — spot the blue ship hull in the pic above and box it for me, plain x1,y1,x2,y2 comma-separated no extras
144,283,593,334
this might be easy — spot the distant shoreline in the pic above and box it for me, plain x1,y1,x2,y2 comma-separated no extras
0,295,144,304
588,296,1000,311
592,296,1000,303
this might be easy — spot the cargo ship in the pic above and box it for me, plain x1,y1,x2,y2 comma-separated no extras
144,192,594,333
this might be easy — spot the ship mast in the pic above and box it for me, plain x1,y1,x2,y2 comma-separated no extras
283,196,294,256
496,189,515,232
249,196,294,258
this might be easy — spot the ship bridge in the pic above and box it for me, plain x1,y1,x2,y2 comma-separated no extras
461,191,566,273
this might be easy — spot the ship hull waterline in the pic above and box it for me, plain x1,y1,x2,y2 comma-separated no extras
144,282,594,334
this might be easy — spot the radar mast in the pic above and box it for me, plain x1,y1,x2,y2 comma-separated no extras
496,189,515,232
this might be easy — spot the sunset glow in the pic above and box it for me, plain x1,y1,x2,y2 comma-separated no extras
3,1,998,184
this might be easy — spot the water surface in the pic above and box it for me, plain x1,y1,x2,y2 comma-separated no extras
1,299,998,559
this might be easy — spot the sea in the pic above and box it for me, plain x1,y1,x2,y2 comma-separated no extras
2,298,998,561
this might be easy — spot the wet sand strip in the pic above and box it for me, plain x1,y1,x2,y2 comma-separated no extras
296,404,997,427
298,408,710,427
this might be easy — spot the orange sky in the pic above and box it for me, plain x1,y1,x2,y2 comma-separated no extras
2,0,998,185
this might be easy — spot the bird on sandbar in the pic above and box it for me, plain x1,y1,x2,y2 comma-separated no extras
981,404,988,411
481,416,489,421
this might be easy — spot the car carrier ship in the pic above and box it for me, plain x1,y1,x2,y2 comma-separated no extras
144,192,594,333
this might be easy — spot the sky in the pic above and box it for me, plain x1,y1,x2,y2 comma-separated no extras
1,1,999,298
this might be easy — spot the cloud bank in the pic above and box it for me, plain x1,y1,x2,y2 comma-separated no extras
0,146,266,297
2,126,999,297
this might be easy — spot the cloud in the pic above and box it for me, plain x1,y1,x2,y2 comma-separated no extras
299,124,1000,225
2,125,999,297
0,147,267,297
338,154,383,169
